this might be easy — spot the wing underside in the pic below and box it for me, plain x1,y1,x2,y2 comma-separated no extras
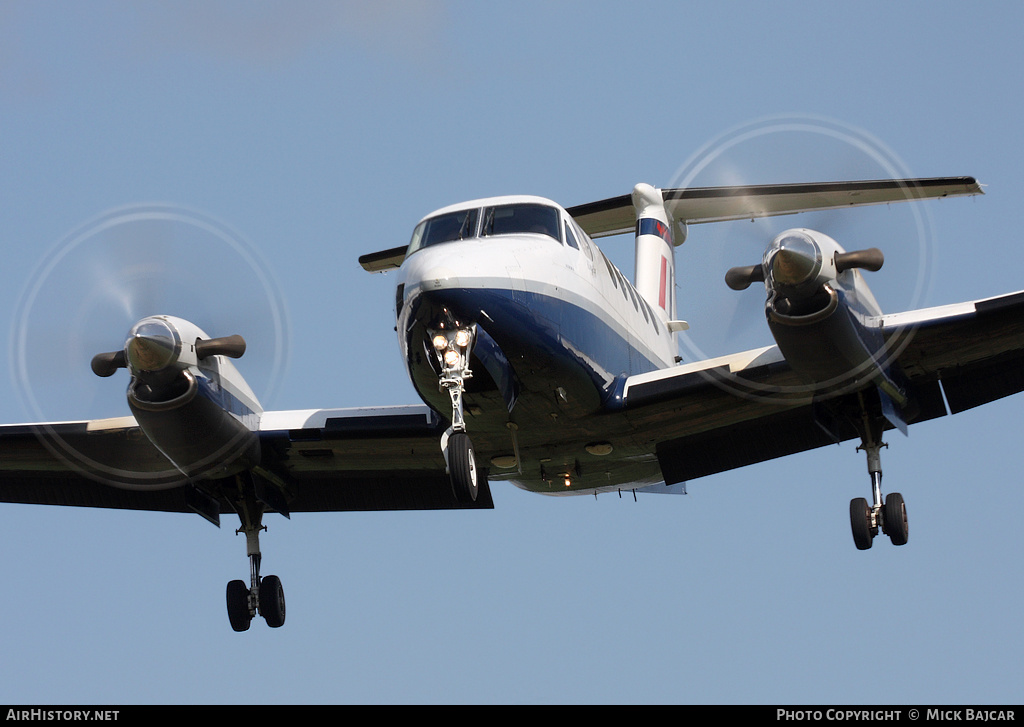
257,407,493,512
622,289,1024,484
2,279,1019,509
3,288,1020,510
0,406,492,515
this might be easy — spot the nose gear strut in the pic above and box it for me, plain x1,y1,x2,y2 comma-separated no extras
430,321,478,503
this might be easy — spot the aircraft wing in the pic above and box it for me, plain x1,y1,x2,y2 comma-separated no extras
0,405,492,516
568,176,983,238
623,289,1024,484
877,290,1024,414
255,406,492,511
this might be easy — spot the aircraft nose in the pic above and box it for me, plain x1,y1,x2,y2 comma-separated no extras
419,266,461,291
401,246,467,295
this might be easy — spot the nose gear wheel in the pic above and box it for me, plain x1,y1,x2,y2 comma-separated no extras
446,431,478,502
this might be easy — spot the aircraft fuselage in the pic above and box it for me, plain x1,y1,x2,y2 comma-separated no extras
396,195,676,494
396,198,897,496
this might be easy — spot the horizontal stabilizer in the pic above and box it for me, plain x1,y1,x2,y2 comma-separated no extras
359,245,408,273
567,176,983,238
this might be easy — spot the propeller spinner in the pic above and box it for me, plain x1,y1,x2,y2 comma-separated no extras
725,229,885,292
91,316,246,379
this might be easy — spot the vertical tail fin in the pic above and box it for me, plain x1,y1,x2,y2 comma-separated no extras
632,183,683,326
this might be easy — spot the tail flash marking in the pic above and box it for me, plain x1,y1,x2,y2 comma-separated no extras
637,217,673,245
633,183,676,324
659,256,667,310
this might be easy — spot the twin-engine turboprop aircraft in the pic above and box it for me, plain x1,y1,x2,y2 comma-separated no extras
3,175,1020,632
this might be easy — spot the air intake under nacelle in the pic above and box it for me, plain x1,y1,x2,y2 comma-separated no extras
768,283,839,323
128,369,198,411
766,286,884,389
127,371,260,481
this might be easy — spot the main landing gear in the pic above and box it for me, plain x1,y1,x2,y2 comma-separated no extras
849,411,909,550
430,320,478,504
226,490,285,632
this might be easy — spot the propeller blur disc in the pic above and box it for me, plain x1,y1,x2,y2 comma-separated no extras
664,115,935,396
9,203,290,485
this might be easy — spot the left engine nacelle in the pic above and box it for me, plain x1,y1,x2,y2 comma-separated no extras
94,315,261,481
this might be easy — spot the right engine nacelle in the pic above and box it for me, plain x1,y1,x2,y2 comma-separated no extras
728,229,888,393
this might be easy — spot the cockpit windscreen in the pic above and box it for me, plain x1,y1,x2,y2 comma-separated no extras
407,202,562,256
407,208,479,254
482,203,560,242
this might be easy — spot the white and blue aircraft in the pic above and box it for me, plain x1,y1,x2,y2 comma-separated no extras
3,175,1018,632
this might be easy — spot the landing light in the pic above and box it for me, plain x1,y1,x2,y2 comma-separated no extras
429,326,474,372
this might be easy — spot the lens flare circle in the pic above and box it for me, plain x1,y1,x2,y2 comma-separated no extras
666,114,936,404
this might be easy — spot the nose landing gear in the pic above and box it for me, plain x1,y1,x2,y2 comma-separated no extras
430,321,478,504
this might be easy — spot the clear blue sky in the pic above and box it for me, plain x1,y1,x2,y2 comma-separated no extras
0,0,1021,705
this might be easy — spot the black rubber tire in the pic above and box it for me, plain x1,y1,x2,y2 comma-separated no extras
226,579,252,632
259,574,286,628
884,492,909,546
448,432,478,503
850,497,874,550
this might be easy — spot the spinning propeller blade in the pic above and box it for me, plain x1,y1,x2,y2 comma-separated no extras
13,204,289,424
90,350,127,378
669,118,932,363
724,264,765,291
195,334,247,360
835,247,884,273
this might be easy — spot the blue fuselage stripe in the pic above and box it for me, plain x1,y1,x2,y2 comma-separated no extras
405,285,664,405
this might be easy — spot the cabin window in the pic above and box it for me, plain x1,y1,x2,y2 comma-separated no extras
600,251,618,288
573,220,595,261
408,208,479,254
643,298,659,334
616,268,629,301
481,203,561,242
564,221,580,250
